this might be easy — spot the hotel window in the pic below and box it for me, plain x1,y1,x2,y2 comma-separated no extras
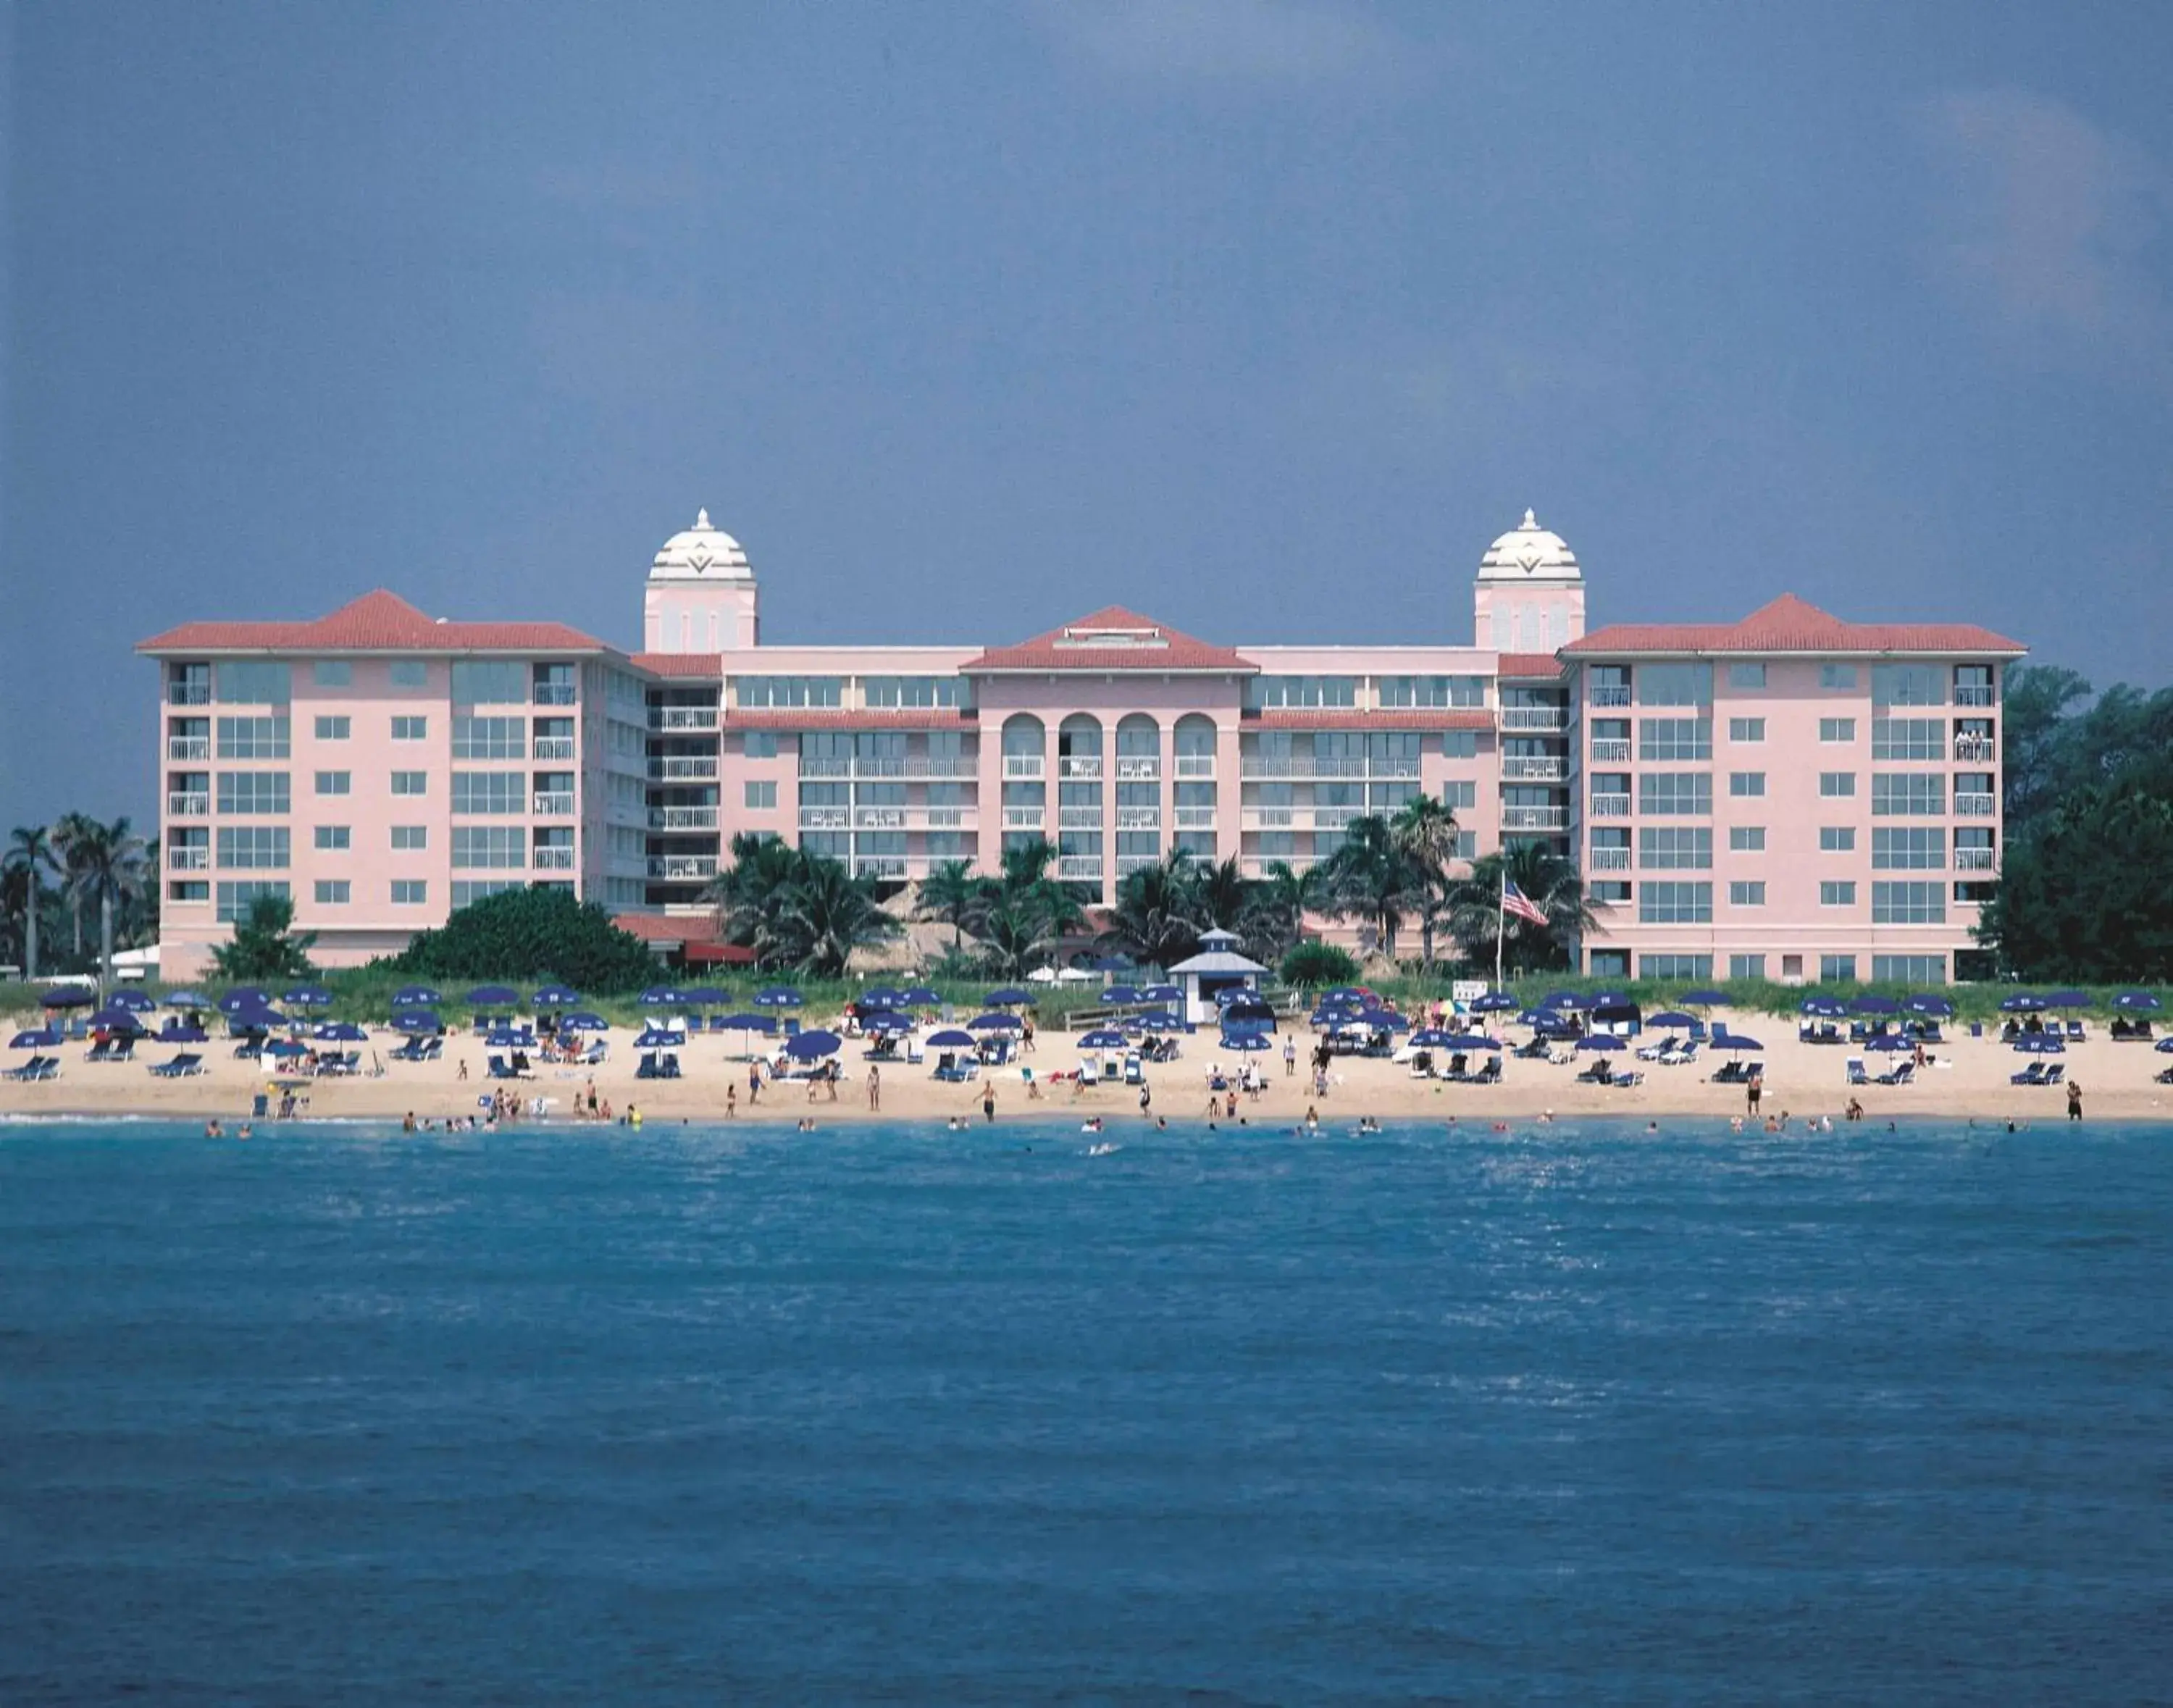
314,771,350,796
314,716,350,741
1639,882,1712,924
1728,663,1767,690
215,826,289,870
1819,664,1858,690
388,661,427,688
216,716,290,759
452,771,524,815
388,716,428,742
1728,880,1766,906
1728,953,1766,979
1641,953,1714,980
314,825,350,851
215,879,288,922
1591,880,1630,904
314,879,351,905
391,825,427,850
1588,950,1631,978
1453,831,1477,859
1820,880,1857,906
1636,663,1712,707
1820,954,1858,981
1819,771,1856,798
1730,825,1766,851
391,879,429,905
1955,664,1996,706
1820,826,1856,851
451,880,522,908
450,715,521,759
1378,674,1485,708
214,661,291,703
391,771,427,797
1818,718,1856,744
450,661,527,704
1246,675,1357,710
740,732,777,759
1872,881,1945,924
1638,827,1712,870
1441,780,1478,811
1729,771,1765,798
311,661,351,688
1368,782,1419,814
1872,954,1947,984
1872,663,1945,706
1638,773,1712,816
216,772,290,815
451,826,526,869
863,675,971,708
745,780,777,810
1873,827,1946,870
1872,774,1944,817
735,675,844,708
1440,732,1480,761
169,881,209,903
1728,717,1764,743
1638,717,1711,761
1871,718,1943,761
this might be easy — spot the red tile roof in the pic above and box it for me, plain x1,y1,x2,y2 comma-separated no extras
611,912,729,949
963,606,1254,674
1564,594,2025,658
1496,652,1565,679
632,653,722,677
138,590,611,655
728,708,976,731
1249,709,1495,731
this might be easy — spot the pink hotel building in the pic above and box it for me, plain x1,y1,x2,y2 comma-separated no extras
141,509,2023,985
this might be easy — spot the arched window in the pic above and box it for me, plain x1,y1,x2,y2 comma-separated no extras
1058,713,1102,758
1115,713,1160,756
1173,713,1216,757
1001,713,1044,755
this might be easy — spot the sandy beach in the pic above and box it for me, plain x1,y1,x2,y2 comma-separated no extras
4,1011,2168,1128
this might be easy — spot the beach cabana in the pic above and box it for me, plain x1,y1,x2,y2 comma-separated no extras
1171,929,1266,1025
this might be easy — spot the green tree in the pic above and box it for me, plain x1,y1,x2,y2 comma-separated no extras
51,811,97,962
1186,855,1251,936
390,885,658,992
1976,782,2173,979
976,897,1054,979
913,859,981,955
1390,793,1462,971
2001,664,2094,832
1450,844,1596,976
1236,859,1315,968
706,832,804,966
1315,816,1414,960
211,891,319,982
1281,939,1361,989
72,816,148,982
4,824,56,980
773,852,900,977
1104,850,1202,970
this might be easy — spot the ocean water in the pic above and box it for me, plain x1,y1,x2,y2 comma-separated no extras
2,1118,2169,1705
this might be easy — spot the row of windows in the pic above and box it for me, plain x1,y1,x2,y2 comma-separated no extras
1601,953,1950,982
1603,771,1981,814
189,874,561,916
193,660,571,703
1628,880,1949,923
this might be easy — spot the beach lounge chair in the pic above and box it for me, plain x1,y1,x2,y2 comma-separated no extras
1610,1070,1644,1089
635,1051,661,1080
1662,1041,1699,1066
149,1052,206,1078
1574,1060,1615,1086
84,1038,114,1063
1875,1061,1916,1088
1711,1060,1745,1084
4,1054,55,1081
661,1052,682,1079
2156,1065,2173,1085
2042,1063,2064,1085
1636,1039,1671,1062
1846,1058,1868,1085
2009,1061,2046,1087
486,1053,516,1080
1471,1055,1502,1085
1407,1050,1434,1079
2065,1019,2085,1041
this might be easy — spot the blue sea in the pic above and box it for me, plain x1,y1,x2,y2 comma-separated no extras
3,1117,2169,1704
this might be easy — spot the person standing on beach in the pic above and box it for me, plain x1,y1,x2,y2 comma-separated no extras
1138,1081,1152,1118
1284,1036,1297,1077
1746,1072,1762,1117
725,1083,737,1118
868,1064,881,1113
2067,1080,2083,1121
982,1082,997,1123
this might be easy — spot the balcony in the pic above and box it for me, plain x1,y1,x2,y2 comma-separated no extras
1058,806,1103,831
1501,706,1567,732
1589,794,1631,819
648,706,719,732
533,737,577,761
855,857,908,881
1956,685,1996,707
1174,805,1217,831
1956,793,1996,817
1371,755,1421,779
1245,807,1295,830
1504,755,1567,782
648,757,718,781
1954,736,1996,763
168,844,209,871
648,806,718,831
534,845,577,871
1590,737,1631,763
647,855,717,881
533,683,577,706
167,735,209,762
1001,807,1044,831
1240,755,1368,779
1115,806,1161,829
167,682,212,706
1002,754,1044,780
1056,856,1104,882
923,806,971,829
1058,755,1103,780
1588,685,1632,708
1588,845,1630,871
167,792,209,817
854,808,906,830
1176,755,1215,779
1312,807,1362,833
798,757,850,778
1115,853,1163,876
1503,805,1567,832
532,793,576,816
1956,846,1996,871
799,807,852,830
1115,756,1161,782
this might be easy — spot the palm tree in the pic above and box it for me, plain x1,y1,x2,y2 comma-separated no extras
1104,850,1202,970
51,811,97,962
706,832,802,966
774,851,899,976
5,824,56,980
1390,793,1462,971
913,859,981,954
976,897,1053,979
999,837,1057,892
1449,844,1598,976
1314,815,1414,961
75,816,148,982
1186,854,1250,936
1236,859,1315,968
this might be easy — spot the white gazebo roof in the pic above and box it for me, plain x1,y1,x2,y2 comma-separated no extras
1169,949,1266,976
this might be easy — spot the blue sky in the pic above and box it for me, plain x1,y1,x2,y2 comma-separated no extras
7,0,2170,826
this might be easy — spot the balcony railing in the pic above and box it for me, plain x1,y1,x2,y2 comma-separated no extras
1058,755,1103,780
167,682,212,706
1956,793,1996,817
1588,685,1632,708
1002,755,1044,780
167,735,210,762
1058,806,1102,831
855,808,906,830
168,844,209,871
1590,737,1631,763
1176,755,1215,779
1056,856,1103,882
532,793,575,816
799,757,853,779
1115,854,1163,876
167,792,209,817
924,806,970,829
1502,707,1567,732
1955,685,1996,707
1504,755,1567,782
1372,755,1422,779
647,855,717,881
1001,807,1044,831
1954,736,1996,763
1312,807,1362,832
648,757,718,780
533,683,577,706
1240,756,1368,779
648,706,719,731
1246,808,1295,829
649,806,718,830
533,737,577,761
1503,805,1567,832
854,856,908,881
1588,845,1630,871
799,808,851,830
1956,846,1996,871
1115,756,1161,781
1115,806,1161,829
1174,806,1216,831
1589,794,1631,819
533,845,577,870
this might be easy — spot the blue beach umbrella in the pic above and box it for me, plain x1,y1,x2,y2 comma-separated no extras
465,985,521,1009
713,1013,775,1034
389,1009,443,1034
391,985,442,1008
1800,996,1848,1018
1100,985,1143,1005
532,984,581,1008
900,987,942,1007
1544,991,1596,1012
1998,993,2046,1013
1904,994,1956,1017
264,1037,309,1058
925,1029,977,1050
754,987,804,1008
1470,992,1523,1013
557,1011,609,1031
282,984,332,1009
1714,1033,1764,1053
2156,1036,2173,1053
1867,1032,1913,1052
1441,1034,1502,1051
215,988,270,1014
632,1027,684,1049
1410,1029,1458,1047
1648,1011,1696,1029
783,1029,842,1060
1140,984,1182,1003
678,986,729,1007
637,987,679,1007
163,989,211,1009
88,1006,146,1032
313,1021,367,1043
863,1011,913,1034
1849,995,1900,1015
968,1012,1023,1032
1221,1031,1272,1052
156,1021,209,1044
39,984,98,1010
1577,1034,1625,1052
11,1027,61,1049
1078,1029,1130,1050
2114,991,2163,1012
106,989,156,1013
982,987,1033,1007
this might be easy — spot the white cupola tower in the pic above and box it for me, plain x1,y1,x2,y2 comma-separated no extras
643,508,760,653
1473,508,1586,653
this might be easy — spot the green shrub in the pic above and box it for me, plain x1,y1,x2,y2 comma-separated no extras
1281,940,1362,989
387,887,657,994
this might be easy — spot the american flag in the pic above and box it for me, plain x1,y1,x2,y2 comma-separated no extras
1502,878,1549,927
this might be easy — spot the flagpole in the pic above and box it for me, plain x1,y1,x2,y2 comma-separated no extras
1495,872,1506,992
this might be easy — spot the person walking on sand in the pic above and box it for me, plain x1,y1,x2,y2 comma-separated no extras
725,1082,737,1118
748,1061,763,1105
1746,1072,1762,1117
982,1082,997,1124
457,1058,468,1081
1284,1036,1297,1077
1138,1081,1152,1118
2067,1079,2083,1121
868,1063,881,1113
